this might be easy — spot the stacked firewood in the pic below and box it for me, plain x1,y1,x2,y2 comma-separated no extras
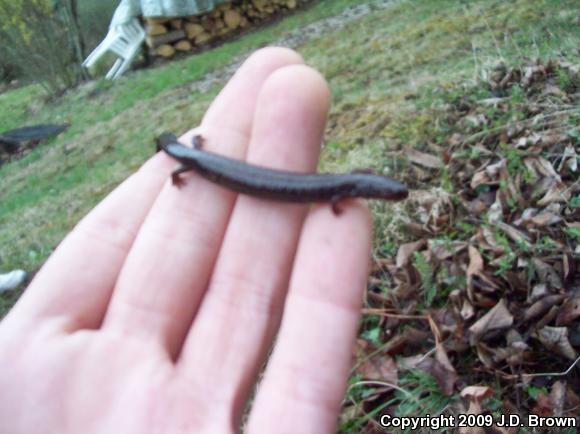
144,0,308,58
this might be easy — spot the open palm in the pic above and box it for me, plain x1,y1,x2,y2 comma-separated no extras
0,47,372,434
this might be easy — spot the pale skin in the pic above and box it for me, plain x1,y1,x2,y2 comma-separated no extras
0,47,372,434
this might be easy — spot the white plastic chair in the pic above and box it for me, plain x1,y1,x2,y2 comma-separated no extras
82,19,146,80
0,269,27,293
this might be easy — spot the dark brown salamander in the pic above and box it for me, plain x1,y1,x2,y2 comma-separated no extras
157,132,408,214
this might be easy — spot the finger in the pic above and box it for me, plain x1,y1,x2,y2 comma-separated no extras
177,65,331,422
246,203,372,434
183,46,304,160
201,47,303,142
102,48,304,356
6,154,172,330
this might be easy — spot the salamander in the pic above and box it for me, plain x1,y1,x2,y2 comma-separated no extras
157,132,408,214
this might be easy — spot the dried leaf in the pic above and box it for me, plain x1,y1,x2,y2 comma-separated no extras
460,385,494,401
412,189,454,233
529,283,549,302
384,328,431,356
467,246,484,276
356,354,398,384
469,299,514,345
418,344,458,396
532,258,563,289
402,221,433,237
396,354,425,371
521,64,546,87
559,144,578,172
487,200,503,224
523,294,566,323
536,305,560,329
556,295,580,326
459,386,494,434
407,148,444,169
516,133,542,149
550,381,566,417
486,159,507,178
524,156,562,182
470,170,495,189
537,182,571,206
514,207,538,226
463,197,489,215
461,299,475,321
544,84,566,97
429,239,467,261
475,343,511,368
535,156,561,179
506,330,529,365
530,210,562,226
496,221,532,248
471,272,503,297
467,245,484,302
533,326,577,360
396,239,426,268
479,226,507,254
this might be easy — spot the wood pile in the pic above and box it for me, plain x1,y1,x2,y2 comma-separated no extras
144,0,309,58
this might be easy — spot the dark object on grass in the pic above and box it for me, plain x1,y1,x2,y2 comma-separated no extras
0,135,19,153
157,132,409,215
0,123,69,154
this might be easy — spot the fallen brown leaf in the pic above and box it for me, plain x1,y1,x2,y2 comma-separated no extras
532,258,563,289
429,239,467,261
537,182,571,206
467,245,484,276
356,354,398,384
417,343,458,396
529,208,562,227
523,294,566,323
460,385,494,401
407,148,444,169
496,221,532,248
532,326,577,360
458,386,494,434
556,295,580,326
475,343,511,368
550,381,566,417
396,239,426,268
469,299,514,345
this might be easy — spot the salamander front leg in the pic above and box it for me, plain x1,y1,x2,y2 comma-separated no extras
192,135,205,149
331,195,344,215
170,164,192,188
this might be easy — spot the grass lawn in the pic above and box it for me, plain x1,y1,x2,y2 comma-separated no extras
1,0,578,430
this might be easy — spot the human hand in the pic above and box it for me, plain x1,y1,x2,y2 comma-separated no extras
0,47,372,434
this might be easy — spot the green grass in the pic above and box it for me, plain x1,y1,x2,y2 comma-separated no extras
0,0,579,425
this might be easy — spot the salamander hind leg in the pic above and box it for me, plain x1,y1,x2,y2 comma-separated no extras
192,135,205,149
171,164,191,188
331,195,345,215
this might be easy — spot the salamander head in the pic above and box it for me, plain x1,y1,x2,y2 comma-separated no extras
156,132,200,162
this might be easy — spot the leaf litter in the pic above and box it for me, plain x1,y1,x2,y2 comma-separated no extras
348,58,579,431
